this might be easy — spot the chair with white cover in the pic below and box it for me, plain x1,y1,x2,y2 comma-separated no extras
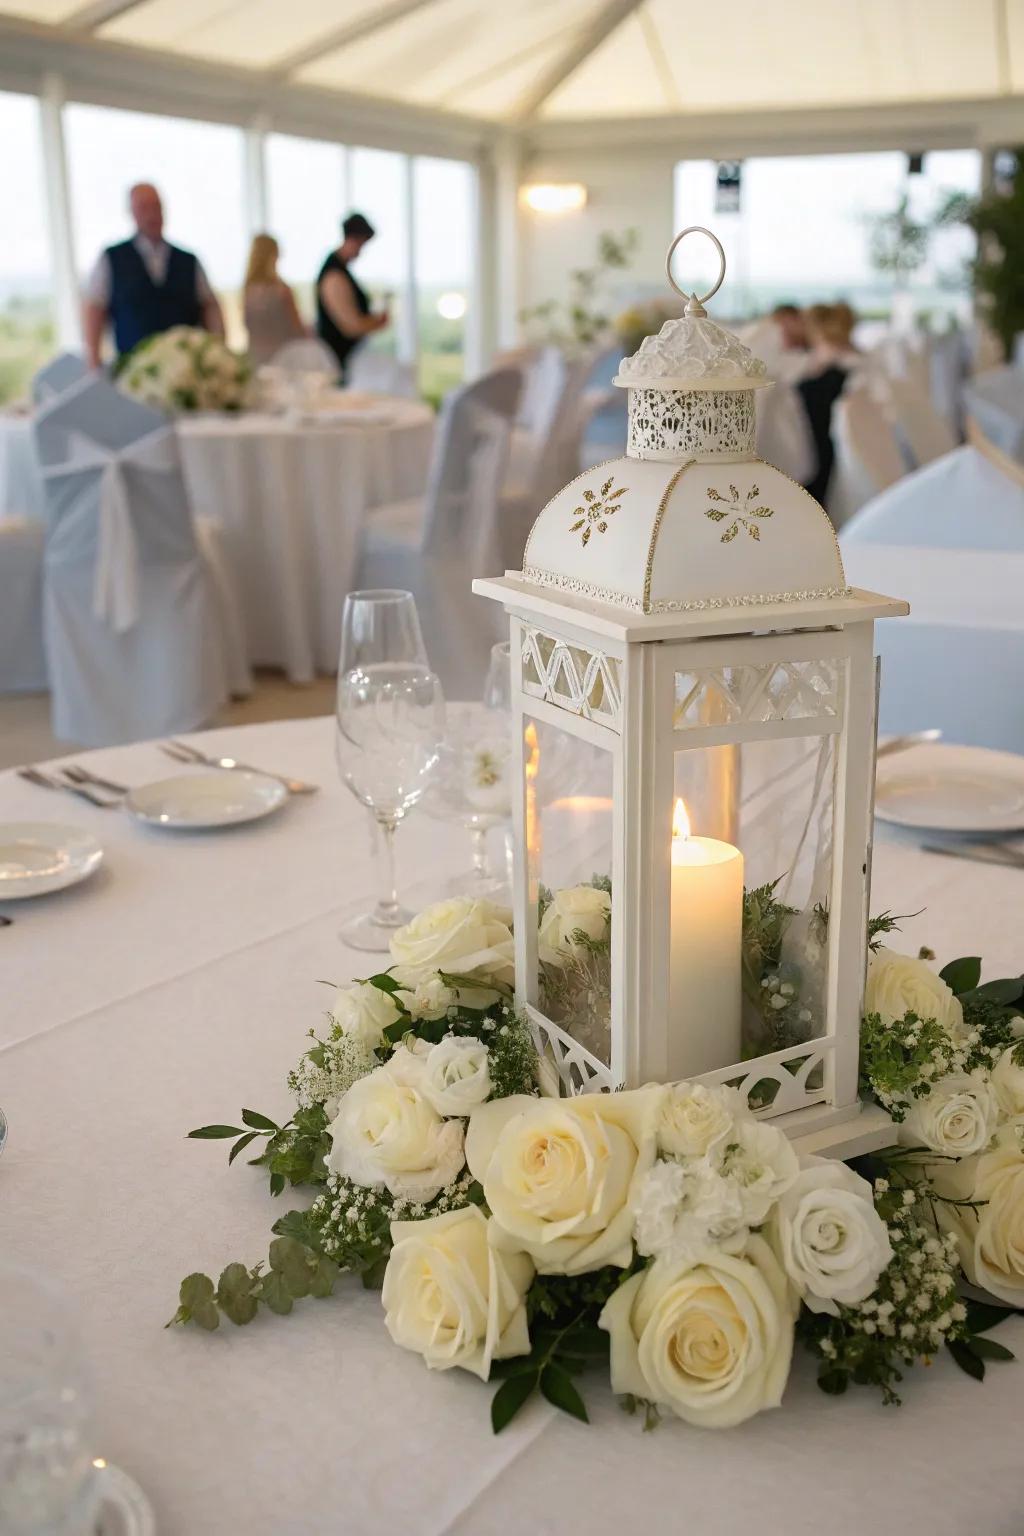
962,366,1024,462
346,351,418,398
33,375,250,746
840,444,1024,751
756,381,815,486
359,369,521,695
0,518,47,693
31,353,89,406
927,329,967,440
828,386,905,527
502,346,595,526
886,374,957,467
269,337,339,375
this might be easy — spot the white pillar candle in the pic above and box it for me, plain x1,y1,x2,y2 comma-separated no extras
669,798,744,1079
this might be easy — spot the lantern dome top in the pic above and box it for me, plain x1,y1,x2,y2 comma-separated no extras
517,456,849,616
613,226,770,394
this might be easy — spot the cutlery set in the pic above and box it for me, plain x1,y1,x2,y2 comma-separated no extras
16,739,318,810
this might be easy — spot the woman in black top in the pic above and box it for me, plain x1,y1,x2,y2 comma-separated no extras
316,212,389,380
797,303,861,507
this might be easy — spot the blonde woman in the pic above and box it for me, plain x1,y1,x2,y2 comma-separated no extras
243,234,306,367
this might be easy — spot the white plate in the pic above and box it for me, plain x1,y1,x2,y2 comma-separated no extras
126,769,287,830
875,743,1024,832
0,821,103,899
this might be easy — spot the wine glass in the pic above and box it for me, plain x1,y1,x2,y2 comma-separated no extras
425,641,514,896
0,1268,98,1535
339,589,428,676
336,661,445,951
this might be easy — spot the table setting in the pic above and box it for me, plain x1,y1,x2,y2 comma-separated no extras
5,233,1024,1536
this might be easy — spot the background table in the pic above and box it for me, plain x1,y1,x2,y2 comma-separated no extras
2,717,1021,1535
0,398,435,683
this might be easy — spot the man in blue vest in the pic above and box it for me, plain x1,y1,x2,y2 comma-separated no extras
82,183,225,367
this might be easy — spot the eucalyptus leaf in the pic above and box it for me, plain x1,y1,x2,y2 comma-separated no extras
938,956,981,994
179,1273,215,1309
217,1263,259,1326
491,1370,538,1433
258,1270,294,1316
309,1257,339,1299
191,1299,220,1331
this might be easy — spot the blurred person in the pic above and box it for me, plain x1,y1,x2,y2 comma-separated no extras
771,302,809,352
243,233,306,367
82,183,224,367
740,302,809,382
315,212,389,381
796,303,860,504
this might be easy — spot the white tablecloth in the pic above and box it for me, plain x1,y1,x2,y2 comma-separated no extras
0,400,435,683
2,717,1021,1536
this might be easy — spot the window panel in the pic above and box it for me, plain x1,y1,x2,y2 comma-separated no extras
0,91,55,404
266,133,347,323
413,155,475,401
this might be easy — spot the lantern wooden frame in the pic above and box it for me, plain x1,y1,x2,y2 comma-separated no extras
475,575,907,1157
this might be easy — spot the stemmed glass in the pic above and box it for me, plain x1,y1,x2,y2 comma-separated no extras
0,1268,98,1535
425,641,514,895
336,591,445,951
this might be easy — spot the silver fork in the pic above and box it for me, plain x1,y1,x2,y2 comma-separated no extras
62,764,130,796
161,739,318,795
17,765,119,808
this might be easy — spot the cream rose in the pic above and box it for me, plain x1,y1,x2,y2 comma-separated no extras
658,1082,749,1159
326,1048,465,1201
421,1037,492,1117
537,885,611,964
933,1122,1024,1306
389,898,514,987
864,947,964,1036
466,1087,665,1275
330,980,402,1048
768,1156,892,1314
899,1072,998,1157
599,1236,795,1429
382,1206,533,1380
992,1047,1024,1117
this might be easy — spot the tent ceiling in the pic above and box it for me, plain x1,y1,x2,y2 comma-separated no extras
1,0,1021,125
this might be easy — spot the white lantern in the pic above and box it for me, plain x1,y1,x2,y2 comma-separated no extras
475,228,907,1156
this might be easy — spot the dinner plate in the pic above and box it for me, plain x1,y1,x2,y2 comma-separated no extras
874,743,1024,832
126,770,287,830
0,821,103,899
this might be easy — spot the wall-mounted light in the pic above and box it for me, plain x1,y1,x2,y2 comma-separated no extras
519,182,588,214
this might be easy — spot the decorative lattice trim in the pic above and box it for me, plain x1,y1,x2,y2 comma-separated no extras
520,626,622,728
520,565,851,614
628,387,756,461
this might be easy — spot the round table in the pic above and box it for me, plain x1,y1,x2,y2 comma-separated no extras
2,717,1020,1535
0,397,435,683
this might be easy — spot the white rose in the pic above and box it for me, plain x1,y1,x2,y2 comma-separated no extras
398,976,455,1022
864,947,964,1036
931,1122,1024,1305
538,885,611,964
382,1206,533,1380
330,981,402,1048
599,1236,795,1429
714,1117,800,1226
658,1082,750,1159
466,1087,665,1275
421,1037,492,1116
389,898,514,986
899,1072,998,1157
326,1048,465,1201
991,1046,1024,1117
767,1155,892,1314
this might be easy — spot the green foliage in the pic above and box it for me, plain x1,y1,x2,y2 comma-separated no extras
188,1103,330,1196
936,152,1024,355
519,229,639,348
487,1012,541,1100
867,194,930,281
167,1236,340,1331
859,1010,960,1119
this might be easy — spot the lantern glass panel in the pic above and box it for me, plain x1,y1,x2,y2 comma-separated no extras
524,715,614,1068
669,726,839,1084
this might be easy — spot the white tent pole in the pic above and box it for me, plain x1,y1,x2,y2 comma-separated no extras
465,160,485,376
494,135,521,350
38,72,81,350
243,115,269,236
399,155,419,375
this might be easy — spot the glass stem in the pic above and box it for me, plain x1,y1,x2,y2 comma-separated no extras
470,826,491,882
374,816,401,925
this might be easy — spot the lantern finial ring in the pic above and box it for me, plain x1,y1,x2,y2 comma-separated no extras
666,226,726,317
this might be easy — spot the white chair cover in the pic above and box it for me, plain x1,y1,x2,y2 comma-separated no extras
359,370,521,695
828,388,905,527
756,381,815,485
31,352,89,406
503,347,596,520
927,330,967,439
33,376,235,745
270,338,339,375
887,375,957,467
962,367,1024,462
346,352,418,399
0,517,46,693
841,445,1024,751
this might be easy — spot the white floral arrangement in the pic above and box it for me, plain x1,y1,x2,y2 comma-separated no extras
117,326,251,413
171,894,1021,1432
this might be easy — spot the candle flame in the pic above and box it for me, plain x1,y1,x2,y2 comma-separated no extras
672,797,691,842
524,722,540,782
